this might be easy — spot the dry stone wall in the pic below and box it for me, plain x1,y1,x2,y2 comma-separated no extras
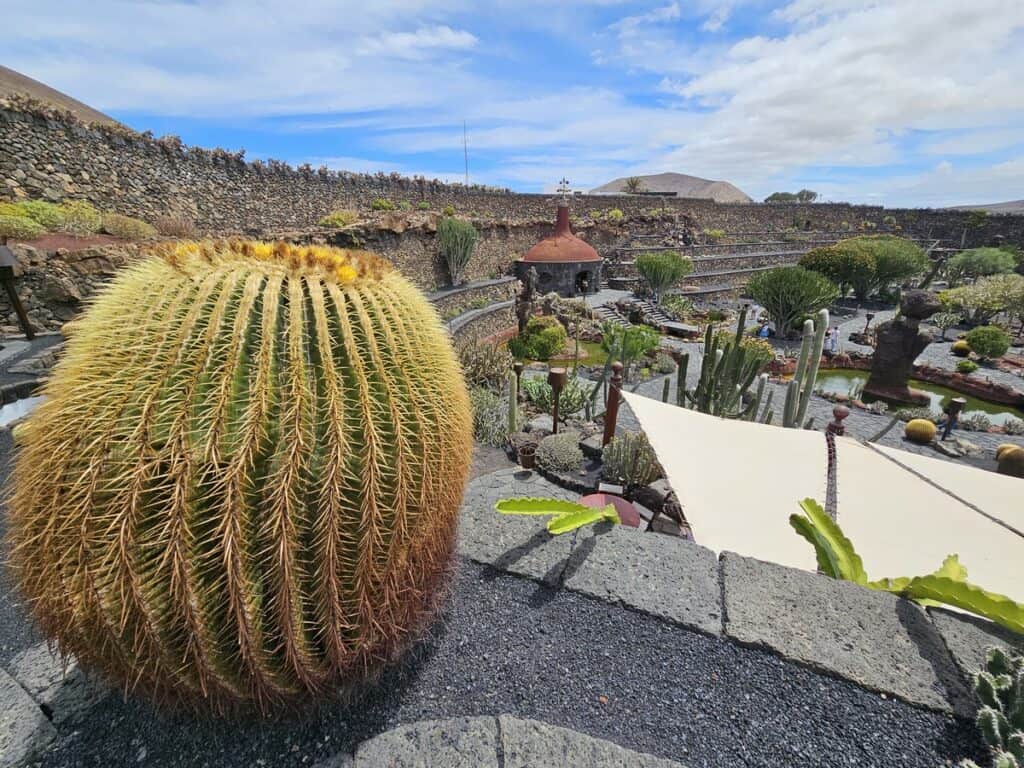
4,101,1024,247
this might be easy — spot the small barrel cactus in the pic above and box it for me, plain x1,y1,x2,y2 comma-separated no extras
9,240,472,712
952,339,972,357
996,444,1024,479
905,418,937,444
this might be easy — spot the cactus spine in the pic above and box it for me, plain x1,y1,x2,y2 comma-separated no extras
8,240,473,712
782,308,828,429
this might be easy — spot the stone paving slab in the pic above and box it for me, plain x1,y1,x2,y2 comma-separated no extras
7,643,109,727
564,525,721,635
498,715,685,768
0,667,55,768
929,608,1024,680
458,468,578,585
721,552,971,714
354,717,499,767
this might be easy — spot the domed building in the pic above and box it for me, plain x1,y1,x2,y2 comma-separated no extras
513,199,602,297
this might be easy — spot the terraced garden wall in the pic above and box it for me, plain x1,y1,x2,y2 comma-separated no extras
4,102,1024,246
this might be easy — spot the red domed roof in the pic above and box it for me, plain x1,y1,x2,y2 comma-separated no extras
522,204,601,263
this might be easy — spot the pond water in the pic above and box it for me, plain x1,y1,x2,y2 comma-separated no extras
0,395,45,428
815,369,1024,426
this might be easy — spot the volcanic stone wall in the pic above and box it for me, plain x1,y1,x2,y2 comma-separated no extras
3,99,1024,247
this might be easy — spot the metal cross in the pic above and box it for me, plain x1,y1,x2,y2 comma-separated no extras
557,177,571,199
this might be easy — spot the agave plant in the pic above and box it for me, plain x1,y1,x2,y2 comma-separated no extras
9,240,473,712
791,499,1024,635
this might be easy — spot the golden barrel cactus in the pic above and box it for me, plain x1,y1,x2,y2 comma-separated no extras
996,444,1024,478
904,418,937,444
9,241,472,711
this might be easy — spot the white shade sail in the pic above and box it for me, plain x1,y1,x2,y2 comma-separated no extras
623,391,1024,604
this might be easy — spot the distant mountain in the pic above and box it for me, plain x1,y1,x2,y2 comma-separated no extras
589,172,753,203
0,65,120,126
947,200,1024,215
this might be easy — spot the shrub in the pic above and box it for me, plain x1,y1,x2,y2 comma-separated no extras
1002,417,1024,436
417,201,430,211
904,418,937,444
8,240,473,712
153,214,195,237
965,325,1011,360
601,431,660,487
941,274,1024,327
536,430,583,473
398,201,412,211
841,235,927,299
799,241,875,297
654,352,677,374
509,316,566,360
521,377,588,417
457,336,512,390
956,359,979,374
14,200,65,230
318,209,358,228
443,205,455,217
0,214,44,241
960,412,992,432
371,198,395,211
951,339,972,357
101,213,156,240
601,323,660,379
659,294,693,320
471,386,511,447
931,311,962,340
57,200,102,234
606,208,624,224
635,251,693,299
437,217,477,286
896,406,940,423
746,267,840,337
945,247,1016,287
703,228,725,242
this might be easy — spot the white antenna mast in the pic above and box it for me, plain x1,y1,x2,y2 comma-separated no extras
463,120,469,185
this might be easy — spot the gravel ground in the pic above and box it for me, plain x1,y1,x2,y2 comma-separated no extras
26,561,981,768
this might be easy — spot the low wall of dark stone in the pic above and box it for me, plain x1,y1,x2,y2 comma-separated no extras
4,100,1023,246
427,277,518,320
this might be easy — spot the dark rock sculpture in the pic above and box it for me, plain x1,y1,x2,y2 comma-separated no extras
864,290,942,405
515,266,538,334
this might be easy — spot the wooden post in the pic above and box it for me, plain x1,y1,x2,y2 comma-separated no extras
547,367,567,435
602,361,624,446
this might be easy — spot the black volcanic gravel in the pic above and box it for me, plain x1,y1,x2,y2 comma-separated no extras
24,561,980,768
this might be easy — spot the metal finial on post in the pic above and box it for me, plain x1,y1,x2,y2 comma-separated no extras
826,405,850,436
942,397,966,441
602,361,624,446
512,361,524,394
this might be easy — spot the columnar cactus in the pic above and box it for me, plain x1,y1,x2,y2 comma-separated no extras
9,240,473,712
963,646,1024,768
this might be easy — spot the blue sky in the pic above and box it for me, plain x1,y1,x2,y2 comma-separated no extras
5,0,1023,206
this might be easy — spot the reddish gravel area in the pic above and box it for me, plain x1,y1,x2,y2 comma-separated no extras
11,233,127,251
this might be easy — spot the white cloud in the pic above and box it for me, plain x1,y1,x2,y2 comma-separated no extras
356,25,478,59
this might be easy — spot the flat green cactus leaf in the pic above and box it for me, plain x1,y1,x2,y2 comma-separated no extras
546,504,620,535
932,554,969,582
495,497,591,517
900,575,1024,636
792,498,868,584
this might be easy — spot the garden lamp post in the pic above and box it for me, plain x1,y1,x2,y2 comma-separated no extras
942,397,967,441
864,312,875,335
548,367,567,435
601,361,624,446
512,361,524,398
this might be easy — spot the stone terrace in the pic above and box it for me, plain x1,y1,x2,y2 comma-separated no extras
1,461,1021,767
